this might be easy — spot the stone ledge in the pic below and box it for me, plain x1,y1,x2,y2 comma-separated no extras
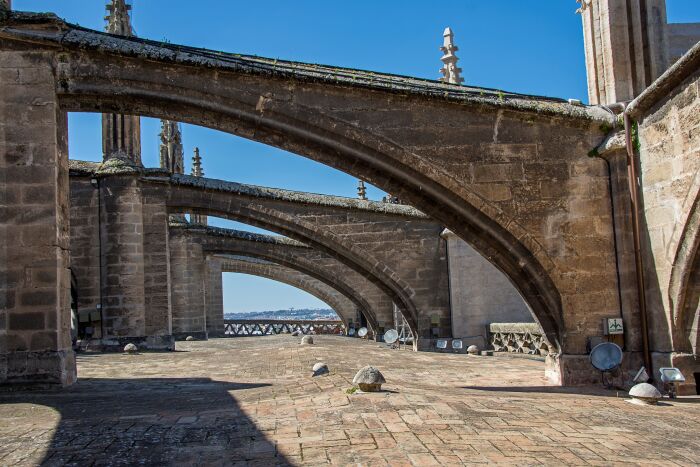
1,11,614,126
0,349,76,387
171,223,306,248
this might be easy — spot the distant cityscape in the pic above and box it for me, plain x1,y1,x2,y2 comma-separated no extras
224,308,340,321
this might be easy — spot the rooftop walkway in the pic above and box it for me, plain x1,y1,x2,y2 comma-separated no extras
1,336,698,465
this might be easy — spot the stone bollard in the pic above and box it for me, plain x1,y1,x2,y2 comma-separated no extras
185,336,195,341
628,383,662,405
312,362,329,376
301,335,314,345
467,345,479,355
124,343,138,354
352,366,385,392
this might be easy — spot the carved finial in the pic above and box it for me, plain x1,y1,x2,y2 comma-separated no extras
576,0,591,14
439,27,464,85
357,180,367,200
191,147,204,177
190,148,207,225
159,120,184,174
105,0,133,37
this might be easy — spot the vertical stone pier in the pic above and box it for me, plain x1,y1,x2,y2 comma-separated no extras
100,174,147,342
169,231,207,340
0,50,76,385
205,256,224,337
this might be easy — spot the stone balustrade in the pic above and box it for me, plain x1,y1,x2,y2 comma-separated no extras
223,320,345,337
488,323,551,356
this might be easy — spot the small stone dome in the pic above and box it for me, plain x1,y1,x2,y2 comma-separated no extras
352,366,386,392
301,335,314,345
124,343,138,353
312,362,329,376
467,345,479,355
185,336,195,341
629,383,662,405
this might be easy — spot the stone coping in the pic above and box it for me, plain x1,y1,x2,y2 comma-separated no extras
488,322,543,334
69,160,426,217
3,11,613,126
170,223,308,248
628,39,700,118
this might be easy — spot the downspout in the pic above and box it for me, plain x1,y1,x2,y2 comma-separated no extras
590,148,625,324
92,177,105,340
623,106,653,378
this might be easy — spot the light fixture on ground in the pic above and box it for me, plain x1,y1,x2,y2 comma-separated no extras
659,367,685,398
589,342,623,388
357,327,368,338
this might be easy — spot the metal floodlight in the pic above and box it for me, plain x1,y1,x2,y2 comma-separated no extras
659,367,685,383
451,339,463,350
589,342,623,388
659,367,685,399
383,329,399,345
436,339,447,349
633,366,649,384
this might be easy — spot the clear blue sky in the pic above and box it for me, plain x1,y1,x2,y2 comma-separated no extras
15,1,700,313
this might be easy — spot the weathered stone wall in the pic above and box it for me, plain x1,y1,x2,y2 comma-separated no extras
630,42,700,394
0,49,75,385
442,230,534,349
69,165,173,349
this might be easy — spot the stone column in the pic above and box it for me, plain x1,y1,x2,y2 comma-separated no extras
0,50,76,385
99,175,147,343
169,231,207,340
142,193,174,349
578,0,669,105
205,256,224,338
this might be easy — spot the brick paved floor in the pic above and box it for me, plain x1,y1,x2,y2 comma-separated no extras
1,336,699,466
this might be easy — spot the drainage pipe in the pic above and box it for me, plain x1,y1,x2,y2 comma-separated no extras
623,108,653,378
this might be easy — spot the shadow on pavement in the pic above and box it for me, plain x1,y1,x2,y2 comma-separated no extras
460,385,627,397
1,377,292,466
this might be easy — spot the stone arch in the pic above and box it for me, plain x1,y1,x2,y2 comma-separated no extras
6,19,623,357
217,256,359,328
171,226,390,333
161,183,421,334
668,178,700,354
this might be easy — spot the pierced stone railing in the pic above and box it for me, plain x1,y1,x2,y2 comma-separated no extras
223,319,345,337
488,323,550,356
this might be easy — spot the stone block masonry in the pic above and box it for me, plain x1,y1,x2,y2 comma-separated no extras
69,166,174,350
0,51,75,385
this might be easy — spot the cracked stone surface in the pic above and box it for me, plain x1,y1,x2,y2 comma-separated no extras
0,336,698,465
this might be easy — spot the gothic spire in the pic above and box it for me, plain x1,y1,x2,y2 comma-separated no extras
439,27,464,85
190,148,207,225
357,180,367,200
191,147,204,177
159,120,184,174
101,0,141,164
105,0,133,37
